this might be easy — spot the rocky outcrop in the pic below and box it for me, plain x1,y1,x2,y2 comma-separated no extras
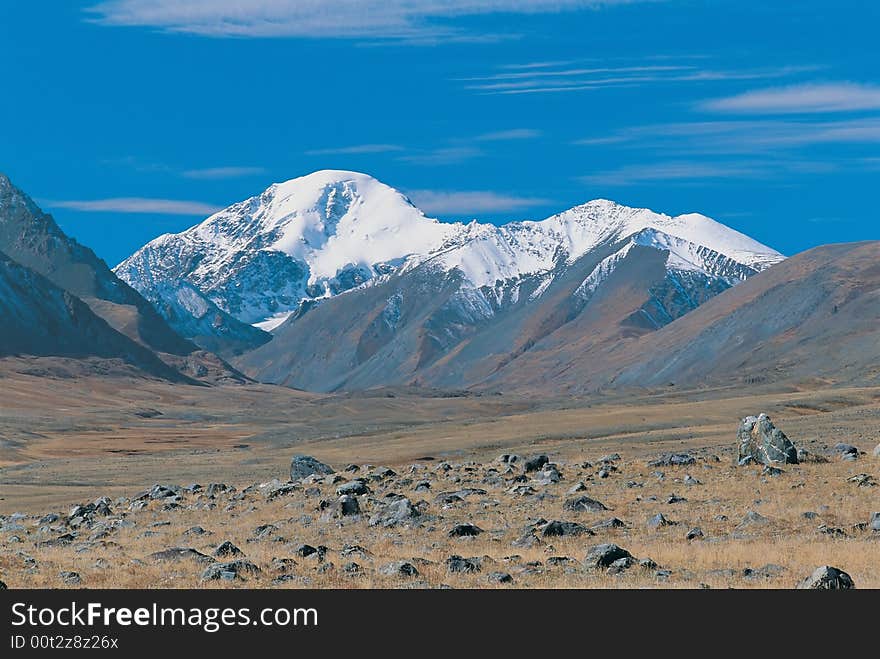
737,414,798,465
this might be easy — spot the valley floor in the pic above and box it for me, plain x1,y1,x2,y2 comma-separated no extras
1,368,879,588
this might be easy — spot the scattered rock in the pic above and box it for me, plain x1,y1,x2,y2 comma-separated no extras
541,520,591,538
870,512,880,532
583,543,633,568
369,497,421,528
60,571,81,586
448,523,483,538
833,443,859,457
446,555,481,573
563,495,609,513
214,541,244,558
590,518,627,531
647,513,675,528
524,455,549,473
846,474,876,487
796,566,855,590
379,561,420,578
686,527,704,540
324,495,361,519
201,560,262,581
648,453,696,467
487,571,513,584
289,455,335,481
149,547,212,564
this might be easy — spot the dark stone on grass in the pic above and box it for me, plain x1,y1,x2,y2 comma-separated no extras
369,497,421,528
183,526,210,537
583,543,633,568
379,561,420,577
214,541,243,558
796,566,855,589
295,544,320,558
201,560,261,581
524,455,549,473
446,555,481,573
251,524,279,540
541,520,591,537
290,455,335,481
607,556,636,574
686,527,704,540
591,518,627,531
487,571,513,583
336,480,370,496
648,453,696,467
563,495,609,513
647,513,674,528
448,523,483,538
60,571,81,586
149,547,212,563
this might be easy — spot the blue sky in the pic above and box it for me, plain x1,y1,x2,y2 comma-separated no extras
1,1,878,266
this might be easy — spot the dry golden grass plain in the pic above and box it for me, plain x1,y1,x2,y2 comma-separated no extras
1,369,879,589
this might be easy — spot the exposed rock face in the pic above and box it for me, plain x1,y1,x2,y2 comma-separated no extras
737,414,798,465
289,455,335,481
796,566,855,590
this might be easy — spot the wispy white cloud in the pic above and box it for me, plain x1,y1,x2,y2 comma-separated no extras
86,0,652,40
581,159,834,186
460,64,691,83
305,143,405,156
181,166,266,179
474,128,542,141
406,189,550,214
47,197,221,215
466,65,818,95
399,146,483,166
701,82,880,114
575,117,880,152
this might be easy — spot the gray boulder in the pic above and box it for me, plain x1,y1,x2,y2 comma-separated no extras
289,455,335,481
563,495,609,512
201,560,261,581
379,561,420,577
584,543,633,568
541,520,591,538
336,480,370,496
149,547,212,564
737,414,798,465
369,497,421,528
870,512,880,532
796,566,855,589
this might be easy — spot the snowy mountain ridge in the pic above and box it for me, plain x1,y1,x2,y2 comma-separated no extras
115,170,784,343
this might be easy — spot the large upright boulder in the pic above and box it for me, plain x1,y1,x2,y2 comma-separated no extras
737,414,798,465
289,455,335,481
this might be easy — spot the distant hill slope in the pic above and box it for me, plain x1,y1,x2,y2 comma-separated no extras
578,240,880,392
0,173,248,383
0,249,188,380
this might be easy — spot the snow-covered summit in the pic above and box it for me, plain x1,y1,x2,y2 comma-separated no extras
115,170,784,340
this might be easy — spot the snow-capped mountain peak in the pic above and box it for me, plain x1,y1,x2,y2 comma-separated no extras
115,171,784,353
